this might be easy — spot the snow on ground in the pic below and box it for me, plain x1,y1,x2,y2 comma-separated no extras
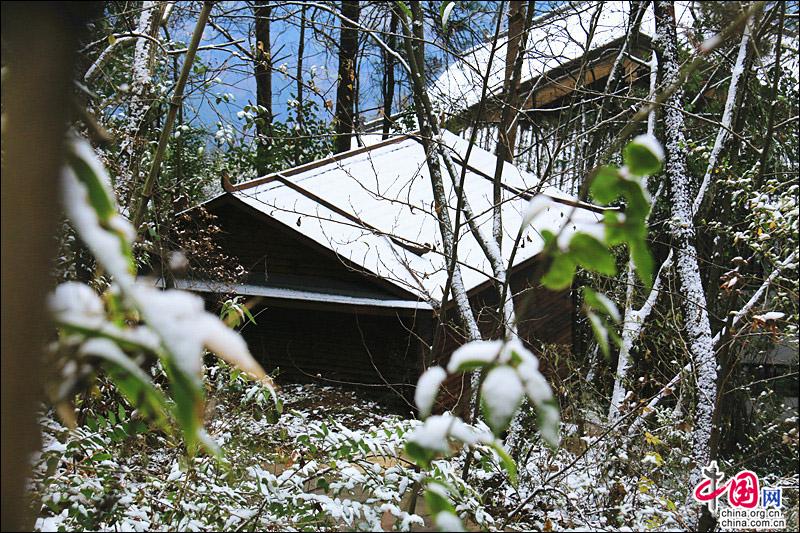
29,369,799,532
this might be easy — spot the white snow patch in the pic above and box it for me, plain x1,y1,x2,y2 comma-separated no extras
481,366,524,431
415,366,446,418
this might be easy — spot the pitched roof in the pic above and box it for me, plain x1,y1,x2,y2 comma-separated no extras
430,1,697,114
220,131,603,304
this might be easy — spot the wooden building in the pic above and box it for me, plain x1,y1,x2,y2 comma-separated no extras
427,0,696,195
173,131,602,409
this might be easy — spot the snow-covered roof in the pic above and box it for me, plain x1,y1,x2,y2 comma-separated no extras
223,131,603,304
430,1,696,114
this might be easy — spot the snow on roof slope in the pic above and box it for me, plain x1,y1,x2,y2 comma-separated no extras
430,1,696,114
230,131,603,303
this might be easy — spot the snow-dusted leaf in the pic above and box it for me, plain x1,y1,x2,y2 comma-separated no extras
447,339,504,372
65,137,117,222
62,161,134,280
624,134,664,176
753,311,785,322
434,511,464,532
49,282,106,330
504,338,538,368
199,315,269,384
522,194,552,228
520,366,553,404
536,399,561,448
488,440,518,487
79,338,168,423
415,366,446,419
587,311,610,358
481,366,524,434
583,288,621,322
440,1,455,30
425,482,455,515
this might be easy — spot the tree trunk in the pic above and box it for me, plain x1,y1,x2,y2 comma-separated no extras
498,1,528,164
334,0,360,154
382,6,398,139
131,1,213,232
119,1,163,208
296,5,307,165
254,1,273,176
1,3,99,529
653,3,717,526
492,0,531,249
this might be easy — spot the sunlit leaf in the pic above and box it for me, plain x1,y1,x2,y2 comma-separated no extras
440,1,455,29
590,165,621,204
489,440,518,487
541,253,577,290
583,288,621,322
395,1,412,19
569,233,617,276
587,311,610,359
624,134,664,176
536,399,561,448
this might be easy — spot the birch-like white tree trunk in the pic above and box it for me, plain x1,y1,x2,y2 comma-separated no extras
654,2,717,514
609,8,752,423
118,1,161,206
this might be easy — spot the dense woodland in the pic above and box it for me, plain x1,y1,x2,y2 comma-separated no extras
1,1,798,531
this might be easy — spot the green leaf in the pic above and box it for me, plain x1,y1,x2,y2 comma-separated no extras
242,305,257,325
395,1,412,19
536,399,561,448
619,180,651,225
79,338,169,427
587,311,610,359
541,253,577,291
489,440,518,487
90,452,113,463
162,357,206,456
590,165,621,204
449,359,491,372
66,151,115,222
569,233,617,276
583,288,621,322
424,484,456,515
624,136,663,176
440,1,455,29
630,239,654,290
405,441,436,468
603,210,627,246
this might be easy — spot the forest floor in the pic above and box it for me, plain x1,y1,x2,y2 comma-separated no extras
29,367,800,531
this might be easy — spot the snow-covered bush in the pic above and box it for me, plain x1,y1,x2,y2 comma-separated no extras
48,136,275,454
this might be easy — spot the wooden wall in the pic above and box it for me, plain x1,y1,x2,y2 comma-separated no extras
197,195,575,414
208,196,411,299
239,303,426,408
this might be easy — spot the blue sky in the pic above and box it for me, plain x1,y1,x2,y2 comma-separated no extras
170,1,558,140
